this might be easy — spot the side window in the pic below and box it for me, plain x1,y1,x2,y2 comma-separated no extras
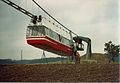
32,27,35,36
31,26,45,36
42,27,45,36
26,27,30,37
31,27,34,36
34,27,37,36
29,28,32,36
38,27,42,36
61,37,71,46
45,28,52,38
27,26,50,37
45,28,49,36
50,29,53,38
54,32,59,41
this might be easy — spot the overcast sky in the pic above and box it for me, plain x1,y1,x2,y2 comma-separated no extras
0,0,119,60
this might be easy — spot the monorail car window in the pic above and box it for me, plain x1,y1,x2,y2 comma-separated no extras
26,27,30,37
31,27,36,36
29,28,32,36
27,26,46,37
49,29,53,38
26,26,32,36
45,28,54,38
61,37,71,46
44,27,60,42
38,26,45,36
45,28,49,37
53,32,59,41
33,27,38,36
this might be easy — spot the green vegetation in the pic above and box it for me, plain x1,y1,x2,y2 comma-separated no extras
104,41,120,63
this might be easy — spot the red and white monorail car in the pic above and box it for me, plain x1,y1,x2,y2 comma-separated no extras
26,25,73,56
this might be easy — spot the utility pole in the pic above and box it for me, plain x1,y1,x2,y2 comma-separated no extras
21,49,23,61
41,50,47,63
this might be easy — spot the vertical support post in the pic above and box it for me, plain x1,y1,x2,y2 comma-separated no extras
41,50,48,64
86,39,91,60
86,43,89,60
69,30,73,46
21,49,23,61
69,30,77,63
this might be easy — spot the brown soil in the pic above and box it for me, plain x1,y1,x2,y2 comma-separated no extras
0,64,119,82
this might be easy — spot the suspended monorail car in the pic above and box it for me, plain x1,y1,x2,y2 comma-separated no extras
26,16,73,56
1,0,84,57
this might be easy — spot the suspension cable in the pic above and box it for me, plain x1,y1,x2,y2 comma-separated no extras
32,0,78,36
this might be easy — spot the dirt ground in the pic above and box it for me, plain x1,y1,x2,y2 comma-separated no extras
0,64,119,82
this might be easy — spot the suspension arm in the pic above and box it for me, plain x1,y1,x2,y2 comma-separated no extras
1,0,35,18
